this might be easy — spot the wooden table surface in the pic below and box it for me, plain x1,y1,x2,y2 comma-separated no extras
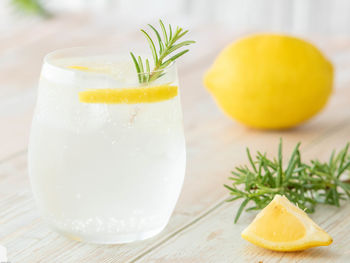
1,15,350,263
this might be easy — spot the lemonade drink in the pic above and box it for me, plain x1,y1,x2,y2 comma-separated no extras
28,48,186,244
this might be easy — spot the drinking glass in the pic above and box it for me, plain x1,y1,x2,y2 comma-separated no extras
28,47,186,244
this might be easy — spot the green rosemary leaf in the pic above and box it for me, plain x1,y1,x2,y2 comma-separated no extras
234,198,249,223
158,73,165,79
245,172,253,191
169,24,172,41
329,150,336,168
137,56,144,72
245,206,260,212
225,140,350,223
177,30,189,40
338,180,350,197
247,148,257,173
131,20,194,84
141,30,158,65
229,173,241,180
337,143,350,178
338,162,350,178
148,24,164,53
161,59,172,68
285,144,301,181
145,59,150,82
226,196,242,202
276,139,283,188
137,56,145,82
167,41,196,55
224,184,236,192
174,28,184,42
163,49,189,64
130,52,141,83
159,20,168,45
332,188,340,206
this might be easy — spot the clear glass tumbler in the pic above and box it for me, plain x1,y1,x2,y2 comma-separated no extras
28,47,186,244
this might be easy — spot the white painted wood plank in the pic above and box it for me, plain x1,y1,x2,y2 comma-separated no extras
135,201,350,263
133,122,350,262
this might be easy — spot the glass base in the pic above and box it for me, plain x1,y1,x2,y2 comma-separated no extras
53,225,166,244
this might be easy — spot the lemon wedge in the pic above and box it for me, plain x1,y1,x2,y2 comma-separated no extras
241,195,332,251
79,85,178,104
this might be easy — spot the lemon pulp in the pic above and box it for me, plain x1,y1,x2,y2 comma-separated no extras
241,195,332,251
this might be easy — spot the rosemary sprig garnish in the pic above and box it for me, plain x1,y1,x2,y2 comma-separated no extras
130,19,195,84
225,140,350,223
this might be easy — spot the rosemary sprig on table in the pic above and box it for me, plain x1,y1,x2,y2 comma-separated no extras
130,19,195,84
10,0,51,17
225,140,350,223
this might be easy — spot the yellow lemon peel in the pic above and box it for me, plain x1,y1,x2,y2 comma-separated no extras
204,34,333,129
241,195,332,251
79,85,178,104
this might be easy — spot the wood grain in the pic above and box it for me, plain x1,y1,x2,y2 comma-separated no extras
133,104,350,262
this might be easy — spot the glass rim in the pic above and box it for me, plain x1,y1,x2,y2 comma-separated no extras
43,46,176,77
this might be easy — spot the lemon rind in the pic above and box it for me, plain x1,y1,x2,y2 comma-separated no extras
241,195,333,252
78,85,178,104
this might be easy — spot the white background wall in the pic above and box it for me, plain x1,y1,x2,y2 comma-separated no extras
47,0,350,36
1,0,350,36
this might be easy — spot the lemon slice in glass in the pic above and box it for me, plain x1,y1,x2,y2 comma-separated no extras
79,85,178,104
68,65,178,104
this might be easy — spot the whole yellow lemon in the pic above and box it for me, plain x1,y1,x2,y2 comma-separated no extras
204,34,333,129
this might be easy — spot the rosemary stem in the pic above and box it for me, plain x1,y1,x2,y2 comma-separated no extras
130,19,195,84
226,140,350,223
